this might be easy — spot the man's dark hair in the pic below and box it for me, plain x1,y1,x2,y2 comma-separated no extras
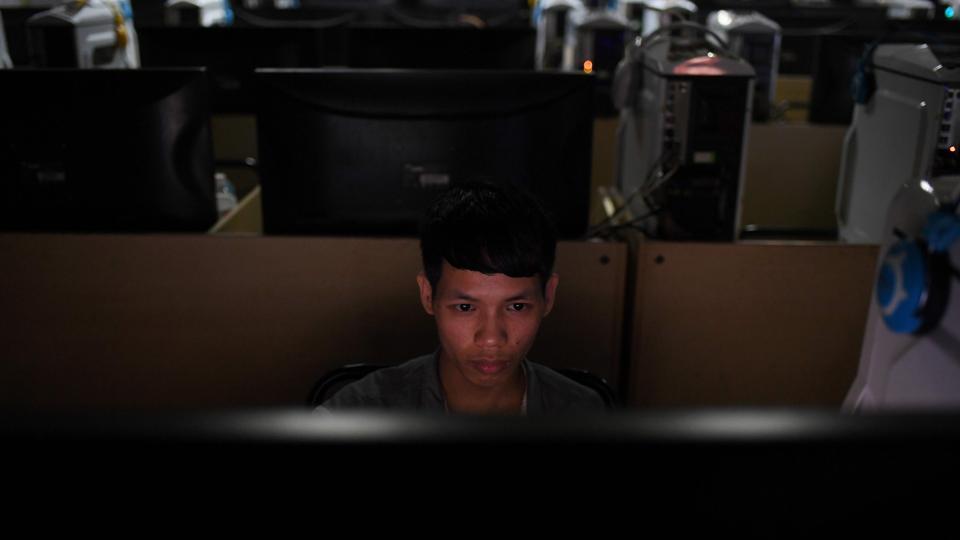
420,182,557,293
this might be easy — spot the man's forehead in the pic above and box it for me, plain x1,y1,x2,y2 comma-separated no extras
435,263,541,298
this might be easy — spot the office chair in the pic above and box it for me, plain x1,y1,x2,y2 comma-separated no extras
308,363,390,408
553,367,618,409
307,363,618,409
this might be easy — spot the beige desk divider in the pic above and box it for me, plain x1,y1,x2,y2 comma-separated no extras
0,234,627,412
209,185,263,235
741,123,848,233
628,240,879,408
774,75,813,123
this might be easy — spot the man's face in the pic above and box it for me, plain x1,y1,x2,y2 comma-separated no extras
417,261,559,390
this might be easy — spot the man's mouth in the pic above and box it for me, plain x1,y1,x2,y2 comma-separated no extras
471,360,510,375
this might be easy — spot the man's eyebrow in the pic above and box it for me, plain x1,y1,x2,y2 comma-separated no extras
446,290,537,302
505,291,537,301
449,290,480,301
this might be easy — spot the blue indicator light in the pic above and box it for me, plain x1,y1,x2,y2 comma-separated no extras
947,6,956,18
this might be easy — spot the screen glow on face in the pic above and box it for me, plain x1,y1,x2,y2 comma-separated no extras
420,261,556,389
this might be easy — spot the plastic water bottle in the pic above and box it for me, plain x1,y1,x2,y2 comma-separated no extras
215,172,238,216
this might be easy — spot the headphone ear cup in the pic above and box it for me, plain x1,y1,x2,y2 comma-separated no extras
864,67,876,103
851,43,878,106
877,238,949,335
916,245,952,335
851,64,876,105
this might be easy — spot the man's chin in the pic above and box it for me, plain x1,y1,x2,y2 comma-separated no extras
467,370,505,383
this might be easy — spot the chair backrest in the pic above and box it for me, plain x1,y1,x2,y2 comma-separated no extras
307,363,389,408
552,368,618,409
308,363,618,409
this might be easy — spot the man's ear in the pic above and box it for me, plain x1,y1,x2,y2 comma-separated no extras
416,272,435,316
543,273,559,317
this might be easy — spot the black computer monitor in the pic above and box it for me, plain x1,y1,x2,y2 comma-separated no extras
338,26,536,70
137,26,327,114
0,68,218,233
0,6,48,67
807,32,872,124
137,25,536,113
255,68,594,237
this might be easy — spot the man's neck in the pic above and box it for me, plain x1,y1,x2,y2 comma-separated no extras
438,352,525,414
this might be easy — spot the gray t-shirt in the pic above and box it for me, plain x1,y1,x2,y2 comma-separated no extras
319,353,607,414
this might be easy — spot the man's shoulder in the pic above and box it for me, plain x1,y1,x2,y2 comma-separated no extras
367,354,434,391
319,354,434,410
528,361,608,411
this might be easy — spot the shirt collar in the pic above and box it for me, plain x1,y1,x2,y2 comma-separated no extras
420,349,536,415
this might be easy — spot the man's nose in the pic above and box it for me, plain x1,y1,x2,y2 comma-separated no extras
475,310,507,347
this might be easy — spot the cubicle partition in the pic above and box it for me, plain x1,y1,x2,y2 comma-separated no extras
628,240,879,407
0,227,882,412
0,234,627,411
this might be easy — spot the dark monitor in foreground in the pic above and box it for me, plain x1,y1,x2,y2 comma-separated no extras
255,69,594,237
0,68,218,233
3,409,960,530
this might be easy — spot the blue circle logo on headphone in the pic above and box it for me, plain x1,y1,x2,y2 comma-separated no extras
877,240,927,334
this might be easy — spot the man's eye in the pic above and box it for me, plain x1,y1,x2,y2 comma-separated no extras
456,304,473,312
510,303,528,312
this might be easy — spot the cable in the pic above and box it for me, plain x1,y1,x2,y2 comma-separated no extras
780,18,855,37
386,7,479,28
594,153,666,228
232,5,358,29
480,8,528,28
588,208,662,239
644,159,679,194
585,151,677,239
638,21,732,55
587,153,681,239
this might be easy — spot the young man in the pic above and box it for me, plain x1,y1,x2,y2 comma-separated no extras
320,182,606,414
